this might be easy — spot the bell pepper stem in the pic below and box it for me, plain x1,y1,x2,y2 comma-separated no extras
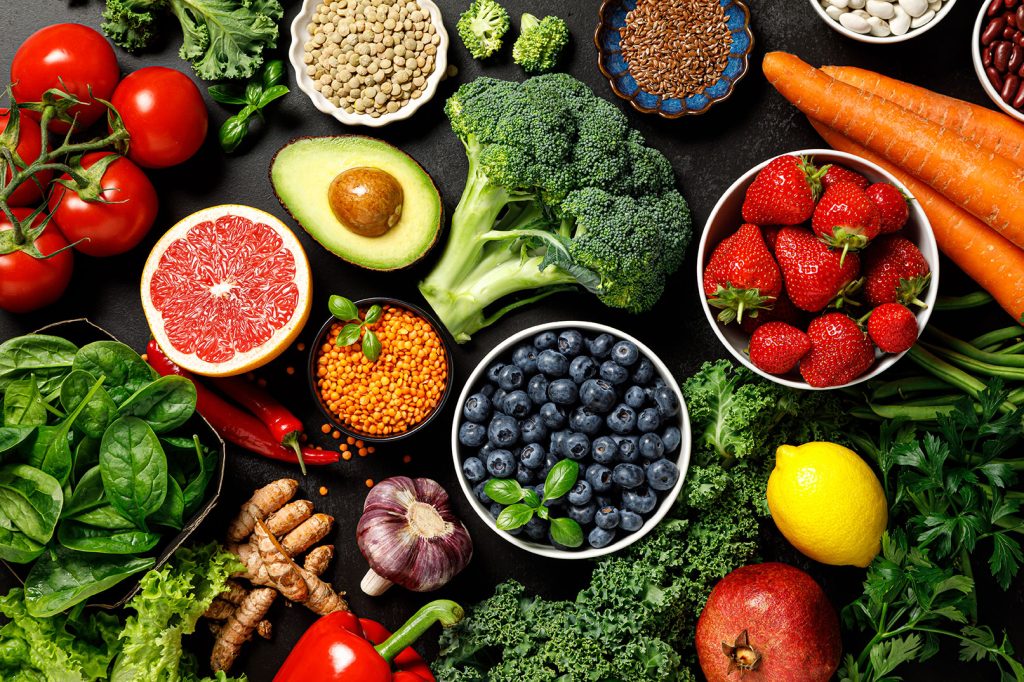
373,600,464,663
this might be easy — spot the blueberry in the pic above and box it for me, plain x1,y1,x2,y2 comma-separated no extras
611,340,639,367
550,430,571,456
486,363,505,383
568,355,597,384
567,479,593,506
479,383,495,398
638,433,665,460
515,463,535,486
506,525,523,537
491,388,507,410
488,414,519,448
527,374,549,404
586,333,615,359
662,426,682,453
568,407,603,436
520,414,548,444
473,481,489,504
637,407,661,433
595,494,614,509
599,360,629,385
497,364,525,391
613,435,640,463
591,436,617,464
539,453,558,479
524,516,548,541
588,526,616,549
519,442,546,468
463,393,493,423
595,506,620,530
459,422,487,447
579,378,617,413
486,449,515,477
462,456,486,482
586,464,613,493
568,501,597,525
619,510,643,532
648,459,680,491
502,390,532,419
478,442,495,459
537,349,568,377
624,385,646,409
606,404,637,435
564,432,590,460
533,331,557,350
632,358,655,385
622,486,658,514
539,402,567,429
557,330,584,357
652,386,680,418
512,344,539,373
488,502,504,519
547,378,578,405
612,463,645,489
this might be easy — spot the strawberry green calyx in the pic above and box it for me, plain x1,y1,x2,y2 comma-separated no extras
828,277,864,312
818,225,871,267
709,284,776,324
800,157,829,202
897,272,930,309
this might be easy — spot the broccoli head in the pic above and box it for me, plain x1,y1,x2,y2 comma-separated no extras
512,13,569,73
457,0,510,60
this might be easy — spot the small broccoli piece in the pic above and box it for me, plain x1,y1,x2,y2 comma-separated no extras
512,14,569,73
457,0,510,60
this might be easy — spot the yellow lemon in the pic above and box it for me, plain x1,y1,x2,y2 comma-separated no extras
767,441,887,568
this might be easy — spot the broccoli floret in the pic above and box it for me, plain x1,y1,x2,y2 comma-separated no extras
512,13,569,73
457,0,510,60
418,74,692,342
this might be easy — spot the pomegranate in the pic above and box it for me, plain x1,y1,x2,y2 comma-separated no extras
695,562,841,682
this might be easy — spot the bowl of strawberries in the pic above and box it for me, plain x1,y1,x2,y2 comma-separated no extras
697,150,939,389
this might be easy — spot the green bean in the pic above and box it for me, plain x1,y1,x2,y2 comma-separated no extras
1000,341,1024,355
970,325,1024,349
867,402,958,420
925,327,1024,368
924,343,1024,380
906,345,1016,413
934,291,993,310
870,376,952,401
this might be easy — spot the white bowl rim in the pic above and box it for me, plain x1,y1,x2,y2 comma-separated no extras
971,2,1024,123
288,0,449,128
450,321,693,560
807,0,958,44
696,148,940,391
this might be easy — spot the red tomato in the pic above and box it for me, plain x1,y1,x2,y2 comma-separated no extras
48,151,158,257
0,208,74,313
10,24,120,134
0,109,51,207
110,67,208,169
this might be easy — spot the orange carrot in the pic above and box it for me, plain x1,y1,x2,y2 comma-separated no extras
763,52,1024,250
810,119,1024,323
822,65,1024,167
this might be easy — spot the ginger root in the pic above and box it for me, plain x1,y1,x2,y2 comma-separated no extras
227,479,298,542
253,520,308,603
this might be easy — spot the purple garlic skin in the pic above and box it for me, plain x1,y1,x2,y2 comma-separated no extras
356,476,473,593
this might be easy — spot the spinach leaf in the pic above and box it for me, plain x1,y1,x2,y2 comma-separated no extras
0,426,35,456
72,342,156,406
58,522,161,555
71,505,135,530
0,525,44,563
0,334,78,395
181,436,217,518
62,466,107,519
0,464,63,544
118,375,196,434
99,416,167,529
73,436,100,483
4,376,48,427
29,376,103,485
60,371,117,439
24,546,155,617
150,477,184,530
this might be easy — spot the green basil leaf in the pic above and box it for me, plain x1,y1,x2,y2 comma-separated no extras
244,80,263,106
257,84,289,108
219,114,250,153
535,505,550,520
521,487,541,508
70,505,134,530
62,466,106,519
262,59,285,88
495,503,534,531
150,477,184,531
543,459,579,502
485,478,525,505
24,546,155,617
60,370,117,439
0,426,35,455
58,522,161,555
99,416,168,529
72,341,157,406
0,334,77,394
0,464,63,544
329,295,360,322
549,517,584,548
118,375,197,434
0,526,44,563
4,376,47,427
208,84,247,105
336,323,363,347
363,305,383,325
362,331,382,362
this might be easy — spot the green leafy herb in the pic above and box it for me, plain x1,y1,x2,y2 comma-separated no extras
210,60,290,152
484,457,582,542
542,459,577,502
548,516,583,548
328,295,382,362
484,478,525,505
495,504,534,531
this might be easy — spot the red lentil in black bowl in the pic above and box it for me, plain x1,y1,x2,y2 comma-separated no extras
307,297,453,443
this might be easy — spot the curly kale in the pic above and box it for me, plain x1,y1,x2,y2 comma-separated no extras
512,14,569,73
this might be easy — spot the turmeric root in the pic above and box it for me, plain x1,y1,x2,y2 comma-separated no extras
204,579,248,620
265,499,313,536
257,621,273,639
253,520,308,603
295,563,347,615
229,513,333,586
210,587,277,672
304,545,334,574
227,479,298,542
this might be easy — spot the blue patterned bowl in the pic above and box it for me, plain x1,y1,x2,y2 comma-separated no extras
595,0,753,118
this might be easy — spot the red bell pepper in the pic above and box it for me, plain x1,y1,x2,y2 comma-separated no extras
273,600,463,682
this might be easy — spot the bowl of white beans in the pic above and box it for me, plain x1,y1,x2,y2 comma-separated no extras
809,0,958,43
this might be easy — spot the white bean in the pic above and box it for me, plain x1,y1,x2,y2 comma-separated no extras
866,0,896,18
853,9,871,18
898,0,928,17
848,0,867,8
839,12,871,32
825,4,845,19
867,16,893,35
827,0,850,9
889,5,911,33
928,0,942,10
910,7,935,26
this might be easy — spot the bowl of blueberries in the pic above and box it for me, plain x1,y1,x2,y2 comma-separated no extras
452,321,691,559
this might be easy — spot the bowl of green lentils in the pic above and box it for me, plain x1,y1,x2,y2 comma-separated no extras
289,0,449,127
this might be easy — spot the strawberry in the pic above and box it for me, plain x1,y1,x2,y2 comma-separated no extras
865,182,910,233
821,164,869,190
863,235,930,307
799,312,876,387
741,155,826,225
762,225,783,253
748,322,811,375
740,290,805,334
774,226,861,313
811,181,881,261
867,302,918,353
703,224,782,323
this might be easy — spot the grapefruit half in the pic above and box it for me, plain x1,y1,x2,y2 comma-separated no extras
141,205,312,377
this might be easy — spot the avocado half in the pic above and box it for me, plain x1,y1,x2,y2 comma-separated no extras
271,136,442,271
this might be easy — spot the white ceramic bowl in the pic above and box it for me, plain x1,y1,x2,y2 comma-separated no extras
972,0,1024,124
697,149,940,391
808,0,957,44
288,0,449,127
451,321,692,560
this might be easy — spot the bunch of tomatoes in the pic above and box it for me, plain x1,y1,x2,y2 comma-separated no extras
1,23,209,313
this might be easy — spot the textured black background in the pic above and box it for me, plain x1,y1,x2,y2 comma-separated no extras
1,0,1021,680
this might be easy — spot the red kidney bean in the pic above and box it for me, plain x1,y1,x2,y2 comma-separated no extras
995,41,1014,70
1010,45,1024,71
1019,61,1024,76
1004,25,1017,38
991,0,1006,16
989,66,1006,90
984,17,1007,44
1018,5,1024,24
1014,81,1024,108
985,45,995,66
1002,74,1020,101
1017,32,1024,45
1009,12,1019,27
1007,0,1019,8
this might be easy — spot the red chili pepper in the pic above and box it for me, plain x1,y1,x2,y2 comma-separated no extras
146,341,339,468
215,376,309,474
273,600,462,682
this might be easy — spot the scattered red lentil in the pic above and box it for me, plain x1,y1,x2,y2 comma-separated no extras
367,446,376,454
297,343,306,352
340,443,350,452
342,452,353,461
365,478,374,488
331,430,341,440
320,424,331,434
140,353,149,362
319,486,328,496
358,447,368,457
402,454,412,464
257,378,268,388
347,436,356,445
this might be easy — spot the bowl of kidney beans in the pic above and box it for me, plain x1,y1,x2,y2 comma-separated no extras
451,322,692,559
974,0,1024,121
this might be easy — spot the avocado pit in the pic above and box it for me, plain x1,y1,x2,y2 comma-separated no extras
328,166,404,238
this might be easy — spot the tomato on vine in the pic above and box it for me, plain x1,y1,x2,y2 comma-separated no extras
0,208,74,313
0,109,50,207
